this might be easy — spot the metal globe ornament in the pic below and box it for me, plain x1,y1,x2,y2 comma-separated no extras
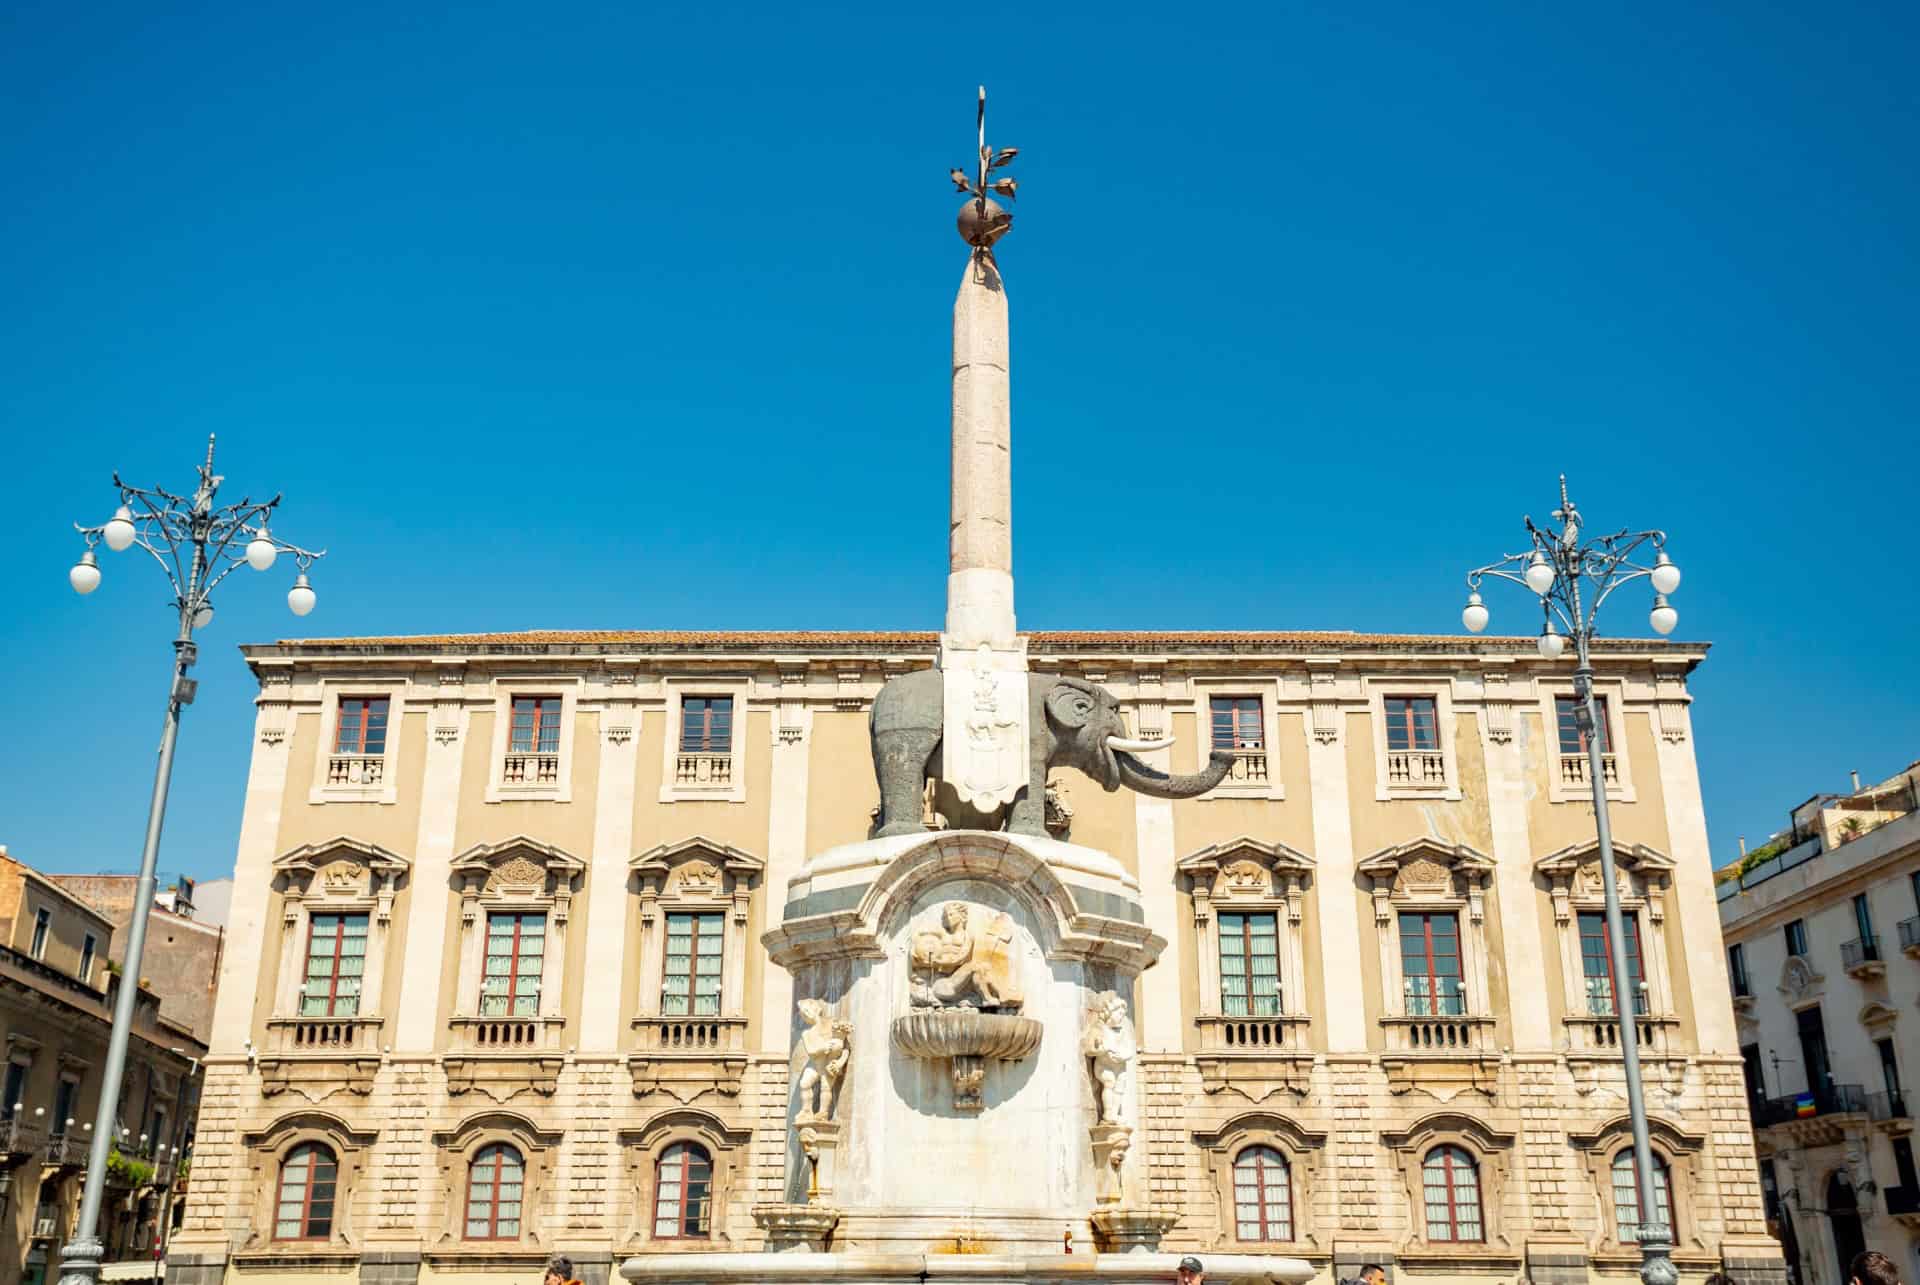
957,197,1012,249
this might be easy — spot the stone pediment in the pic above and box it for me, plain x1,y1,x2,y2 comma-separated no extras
1358,838,1494,900
273,837,410,899
631,836,764,897
1533,838,1674,880
1178,837,1315,902
1779,954,1825,1003
450,836,585,898
1861,1000,1900,1031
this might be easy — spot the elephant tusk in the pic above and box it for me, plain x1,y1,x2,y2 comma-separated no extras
1106,734,1175,754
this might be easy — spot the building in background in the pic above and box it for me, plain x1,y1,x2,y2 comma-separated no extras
50,874,225,1045
161,626,1775,1285
0,849,206,1284
1717,761,1920,1285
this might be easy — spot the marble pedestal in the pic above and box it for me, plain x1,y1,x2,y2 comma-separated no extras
761,830,1170,1254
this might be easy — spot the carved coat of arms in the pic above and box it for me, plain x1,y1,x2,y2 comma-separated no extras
940,641,1030,809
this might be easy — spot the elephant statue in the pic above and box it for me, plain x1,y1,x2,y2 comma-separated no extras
870,670,1236,838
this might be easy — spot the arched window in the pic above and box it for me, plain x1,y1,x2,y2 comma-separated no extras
1611,1151,1675,1243
1422,1145,1483,1242
464,1143,526,1240
273,1143,338,1240
652,1142,713,1239
1232,1145,1294,1241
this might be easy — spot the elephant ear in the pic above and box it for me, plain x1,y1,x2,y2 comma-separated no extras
1045,681,1099,729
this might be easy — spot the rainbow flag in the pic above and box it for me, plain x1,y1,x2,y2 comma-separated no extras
1794,1093,1818,1117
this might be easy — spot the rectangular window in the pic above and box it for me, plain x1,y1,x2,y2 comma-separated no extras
78,933,97,985
1895,1138,1920,1192
1400,911,1466,1016
509,696,562,755
1578,911,1646,1017
1,1062,25,1120
480,913,545,1017
1797,1005,1831,1096
1785,918,1808,957
679,697,733,754
332,697,390,755
1384,697,1439,752
152,1107,167,1153
1880,1037,1902,1096
1217,911,1282,1017
1912,870,1920,915
300,913,369,1017
1741,1043,1765,1104
1209,697,1264,752
1855,893,1876,942
1554,695,1611,755
1727,942,1750,996
30,907,50,960
52,1078,76,1134
661,912,725,1017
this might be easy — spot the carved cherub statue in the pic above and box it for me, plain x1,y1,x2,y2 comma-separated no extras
1081,991,1136,1125
795,998,852,1123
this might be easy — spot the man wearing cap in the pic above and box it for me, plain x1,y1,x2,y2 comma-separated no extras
1177,1256,1205,1285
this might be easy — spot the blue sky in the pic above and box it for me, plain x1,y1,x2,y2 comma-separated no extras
2,2,1914,881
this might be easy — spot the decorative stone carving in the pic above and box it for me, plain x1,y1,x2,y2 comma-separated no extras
891,1009,1043,1111
908,902,1023,1010
487,856,547,893
795,999,851,1124
1089,1122,1133,1205
1082,992,1136,1126
753,1203,840,1252
1090,1205,1180,1254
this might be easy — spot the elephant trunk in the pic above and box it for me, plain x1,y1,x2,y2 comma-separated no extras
1112,748,1237,799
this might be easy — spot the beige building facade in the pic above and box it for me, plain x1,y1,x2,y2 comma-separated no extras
0,851,206,1284
1717,762,1920,1285
166,626,1777,1285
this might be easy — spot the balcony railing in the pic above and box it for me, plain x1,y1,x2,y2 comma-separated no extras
448,1014,565,1052
501,753,560,786
1842,935,1884,974
1900,916,1920,957
1195,1013,1310,1053
1870,1090,1911,1123
1558,753,1620,788
265,1014,384,1054
1223,748,1269,784
0,1117,43,1155
1566,1015,1670,1055
44,1131,89,1168
1386,750,1447,787
1753,1083,1868,1127
1382,1014,1494,1054
674,753,733,787
632,1015,748,1053
325,754,384,786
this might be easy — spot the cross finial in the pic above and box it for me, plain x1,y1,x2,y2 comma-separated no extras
949,85,1019,249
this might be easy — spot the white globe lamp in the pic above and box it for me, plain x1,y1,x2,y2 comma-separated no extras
1650,552,1681,595
103,506,137,552
1523,552,1555,595
69,552,101,594
1649,596,1678,636
288,574,317,617
1461,593,1489,633
1537,623,1567,659
245,530,278,571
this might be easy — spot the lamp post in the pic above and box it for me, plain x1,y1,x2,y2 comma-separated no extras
59,435,323,1285
1459,475,1682,1285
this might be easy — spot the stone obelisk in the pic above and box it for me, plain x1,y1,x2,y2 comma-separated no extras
940,88,1030,813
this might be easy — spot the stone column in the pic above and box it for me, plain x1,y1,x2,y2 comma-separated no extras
946,252,1015,649
395,664,468,1050
580,674,640,1050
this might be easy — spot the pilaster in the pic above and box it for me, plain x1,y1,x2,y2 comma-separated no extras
1306,676,1364,1052
395,663,469,1050
581,670,641,1050
1479,661,1552,1049
760,664,813,1051
209,685,294,1055
1650,690,1738,1054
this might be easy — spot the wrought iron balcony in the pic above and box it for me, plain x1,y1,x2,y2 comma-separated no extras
1842,935,1886,978
1754,1083,1868,1127
1900,916,1920,958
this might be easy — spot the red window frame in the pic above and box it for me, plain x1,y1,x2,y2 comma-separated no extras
333,697,390,756
680,697,734,754
302,913,368,1017
464,1143,524,1240
1384,697,1439,752
1209,697,1263,752
1217,911,1281,1017
1611,1151,1675,1242
273,1142,338,1241
509,696,563,755
480,912,544,1016
1423,1145,1484,1242
1553,695,1611,756
1578,911,1646,1016
1232,1144,1294,1241
1399,912,1465,1016
661,911,726,1017
652,1142,714,1239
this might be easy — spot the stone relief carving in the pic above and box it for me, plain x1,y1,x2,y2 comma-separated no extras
908,902,1023,1010
486,855,547,892
1082,991,1136,1126
1223,860,1269,895
795,998,852,1124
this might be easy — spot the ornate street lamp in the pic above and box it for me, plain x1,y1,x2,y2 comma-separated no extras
1459,475,1682,1285
59,435,324,1285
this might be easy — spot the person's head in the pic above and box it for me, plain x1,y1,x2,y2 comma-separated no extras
1359,1264,1388,1285
1177,1255,1205,1285
1851,1249,1901,1285
544,1257,575,1285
